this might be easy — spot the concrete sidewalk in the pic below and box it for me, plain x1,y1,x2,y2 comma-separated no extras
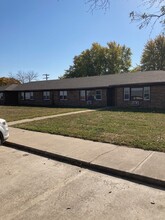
8,109,96,126
5,127,165,188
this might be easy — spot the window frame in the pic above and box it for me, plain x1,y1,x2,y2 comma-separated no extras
124,86,151,101
124,87,130,101
43,91,50,100
60,90,67,100
143,86,150,101
25,92,34,100
95,90,102,100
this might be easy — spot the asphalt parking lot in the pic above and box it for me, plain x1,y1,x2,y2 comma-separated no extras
0,146,165,220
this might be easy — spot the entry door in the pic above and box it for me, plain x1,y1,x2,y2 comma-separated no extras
107,88,116,106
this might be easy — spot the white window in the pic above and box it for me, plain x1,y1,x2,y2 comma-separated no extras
124,88,130,101
124,87,150,101
0,92,4,100
80,90,85,101
25,92,34,100
143,87,150,100
43,91,50,100
95,90,102,100
60,91,67,100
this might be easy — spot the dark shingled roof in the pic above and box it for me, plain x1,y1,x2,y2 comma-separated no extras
1,71,165,92
0,84,19,91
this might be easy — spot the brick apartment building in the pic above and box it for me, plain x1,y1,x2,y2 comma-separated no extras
0,70,165,109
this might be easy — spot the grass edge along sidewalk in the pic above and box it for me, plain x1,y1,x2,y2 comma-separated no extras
13,108,165,153
0,106,87,122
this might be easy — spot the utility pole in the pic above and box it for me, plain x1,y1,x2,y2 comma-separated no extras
43,74,49,80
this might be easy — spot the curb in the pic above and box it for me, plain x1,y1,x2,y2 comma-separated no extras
4,141,165,189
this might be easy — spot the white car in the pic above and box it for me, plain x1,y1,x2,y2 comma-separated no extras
0,119,9,145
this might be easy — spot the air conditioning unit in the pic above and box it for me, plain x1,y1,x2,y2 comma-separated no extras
131,101,140,106
87,100,92,105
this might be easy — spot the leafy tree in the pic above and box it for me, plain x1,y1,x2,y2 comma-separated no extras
141,34,165,70
0,77,20,86
105,42,132,74
86,0,165,30
61,42,131,78
9,71,38,84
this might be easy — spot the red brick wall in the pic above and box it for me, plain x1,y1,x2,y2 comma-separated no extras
18,91,53,106
116,85,165,109
18,89,107,108
53,89,107,107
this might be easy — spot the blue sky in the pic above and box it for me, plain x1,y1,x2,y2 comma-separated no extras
0,0,162,80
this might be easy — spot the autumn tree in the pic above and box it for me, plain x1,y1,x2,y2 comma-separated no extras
141,34,165,70
61,42,131,78
105,42,132,74
0,77,20,86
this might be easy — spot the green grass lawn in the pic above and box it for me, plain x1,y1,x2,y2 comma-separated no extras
14,108,165,152
0,106,84,122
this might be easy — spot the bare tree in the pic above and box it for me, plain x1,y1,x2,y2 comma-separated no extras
9,71,38,84
86,0,165,30
9,72,26,84
16,71,27,84
85,0,110,12
130,0,165,30
25,71,38,83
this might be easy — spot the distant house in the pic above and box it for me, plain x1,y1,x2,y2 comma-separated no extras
0,71,165,109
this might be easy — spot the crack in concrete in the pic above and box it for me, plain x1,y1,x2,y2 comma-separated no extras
89,146,118,163
131,151,155,172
